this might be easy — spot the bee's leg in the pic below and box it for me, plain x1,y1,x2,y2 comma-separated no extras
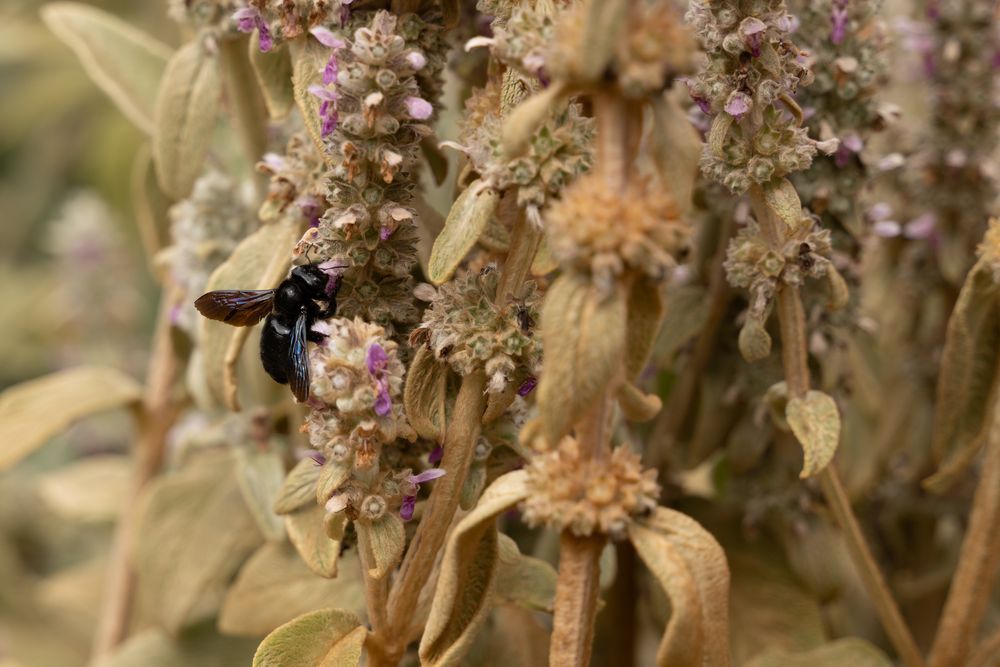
318,294,338,319
307,329,327,343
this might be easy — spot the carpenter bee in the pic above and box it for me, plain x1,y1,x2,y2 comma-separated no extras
194,261,347,402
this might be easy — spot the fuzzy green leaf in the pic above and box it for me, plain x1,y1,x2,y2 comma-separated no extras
629,507,731,667
273,458,322,515
762,178,803,229
235,448,286,541
252,609,366,667
494,535,557,613
428,184,500,285
41,2,171,133
538,272,627,446
502,84,566,158
200,219,299,409
786,390,840,478
357,513,405,580
624,276,665,380
707,114,733,157
289,37,334,165
135,454,265,633
93,627,257,667
926,258,1000,491
420,471,531,667
249,35,294,120
650,92,703,217
219,542,366,637
0,366,141,471
285,504,342,578
153,39,220,198
744,639,892,667
404,345,448,441
617,381,663,422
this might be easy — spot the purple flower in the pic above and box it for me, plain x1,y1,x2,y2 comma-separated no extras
517,376,538,397
724,91,752,119
400,468,446,520
429,445,444,465
301,449,327,466
379,226,393,241
404,96,433,120
366,343,393,416
308,85,340,137
834,132,863,167
904,213,936,240
233,8,272,52
831,5,848,44
739,17,767,57
309,26,345,49
692,95,712,115
405,51,427,70
233,7,257,32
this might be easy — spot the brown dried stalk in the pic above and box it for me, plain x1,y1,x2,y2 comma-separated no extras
92,290,181,657
927,373,1000,667
380,369,489,664
748,188,926,667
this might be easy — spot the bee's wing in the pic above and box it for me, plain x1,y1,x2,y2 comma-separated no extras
194,290,275,326
287,311,311,402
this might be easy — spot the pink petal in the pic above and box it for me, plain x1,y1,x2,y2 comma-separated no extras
409,468,447,484
404,96,433,120
310,26,346,48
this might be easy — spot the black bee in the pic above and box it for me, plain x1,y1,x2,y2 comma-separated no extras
194,262,346,402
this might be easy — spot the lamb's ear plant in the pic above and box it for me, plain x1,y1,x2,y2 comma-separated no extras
2,0,1000,665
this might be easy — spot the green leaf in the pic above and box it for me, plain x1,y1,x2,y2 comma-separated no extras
94,626,258,667
285,504,342,578
650,92,703,217
0,366,141,471
926,257,1000,492
707,114,733,157
624,276,665,380
219,542,366,637
403,345,449,442
420,471,531,666
250,36,294,120
41,2,172,133
502,84,566,158
428,183,500,285
744,639,892,667
273,458,322,515
494,535,557,613
538,272,627,446
135,454,265,633
252,609,366,667
762,178,803,228
653,285,710,366
628,507,730,667
37,455,130,522
289,37,334,165
153,39,221,198
356,513,405,580
236,448,286,541
200,219,299,409
786,390,840,478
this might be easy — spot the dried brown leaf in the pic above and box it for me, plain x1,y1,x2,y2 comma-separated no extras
538,272,627,446
762,178,802,229
235,448,286,541
744,639,892,667
419,470,531,666
650,92,703,218
624,277,665,380
629,507,730,667
617,381,663,422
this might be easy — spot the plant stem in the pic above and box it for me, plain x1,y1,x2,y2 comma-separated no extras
749,185,925,667
92,290,180,658
550,533,605,667
381,369,488,664
969,626,1000,667
356,522,391,635
927,383,1000,667
218,35,269,198
548,391,611,666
